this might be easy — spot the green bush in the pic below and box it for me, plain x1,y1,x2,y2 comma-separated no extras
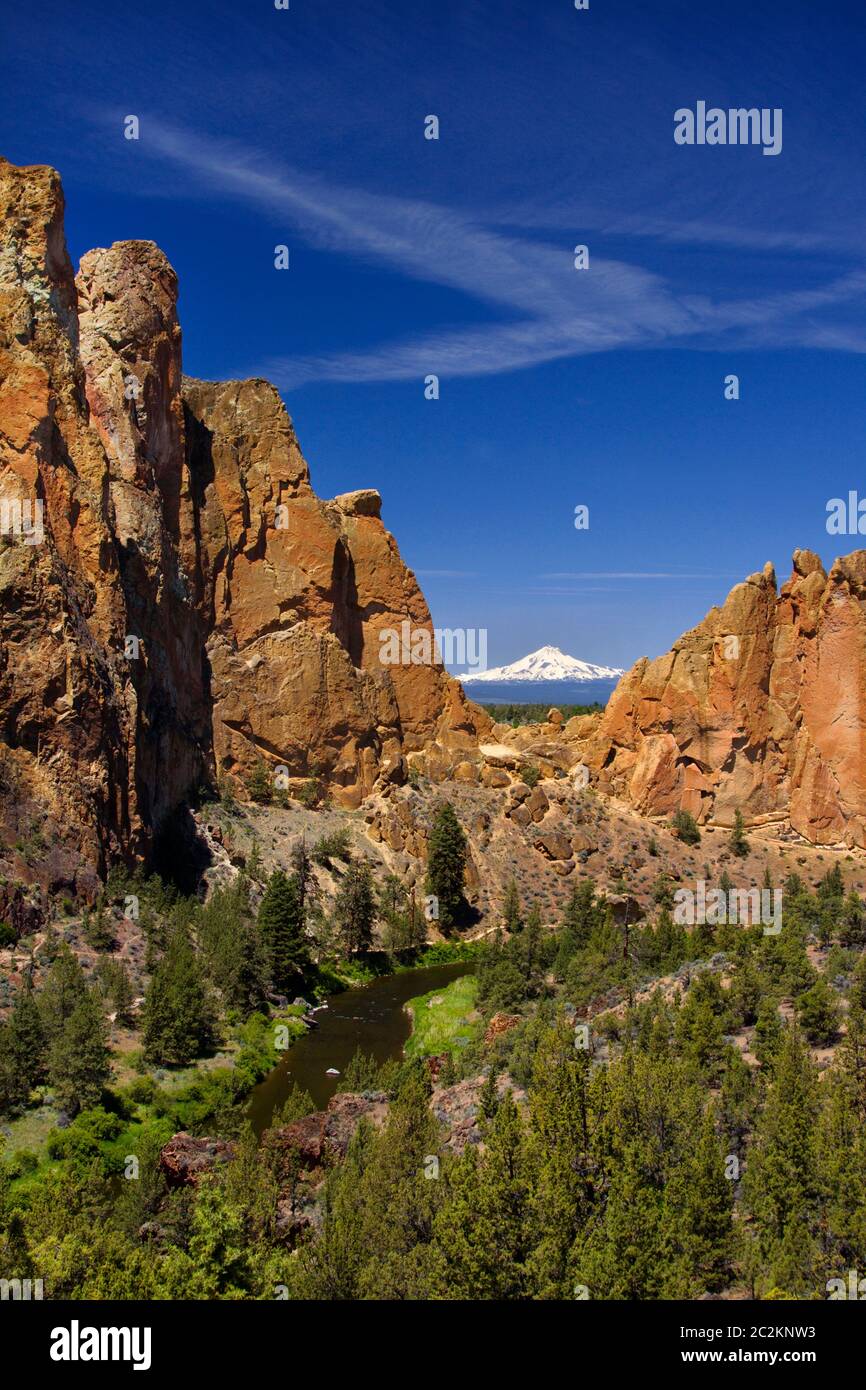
671,808,701,845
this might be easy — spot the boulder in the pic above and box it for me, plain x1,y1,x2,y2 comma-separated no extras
159,1133,236,1187
534,828,573,860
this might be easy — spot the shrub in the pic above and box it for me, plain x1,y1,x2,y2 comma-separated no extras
671,808,701,845
312,827,352,866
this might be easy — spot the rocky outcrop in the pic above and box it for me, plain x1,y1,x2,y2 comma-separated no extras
264,1090,389,1172
159,1132,236,1187
0,155,490,889
579,551,866,847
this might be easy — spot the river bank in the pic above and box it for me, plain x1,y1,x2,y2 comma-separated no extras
247,958,475,1129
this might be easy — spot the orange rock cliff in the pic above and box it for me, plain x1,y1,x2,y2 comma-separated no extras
2,154,865,896
0,156,488,890
580,550,866,848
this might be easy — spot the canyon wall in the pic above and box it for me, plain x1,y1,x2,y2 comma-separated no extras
580,550,866,847
0,156,488,892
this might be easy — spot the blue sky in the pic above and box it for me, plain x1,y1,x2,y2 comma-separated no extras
2,0,865,669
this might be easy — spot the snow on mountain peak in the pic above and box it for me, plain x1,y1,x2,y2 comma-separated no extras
460,645,624,683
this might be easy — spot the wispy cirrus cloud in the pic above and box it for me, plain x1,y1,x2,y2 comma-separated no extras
539,571,736,580
138,121,866,387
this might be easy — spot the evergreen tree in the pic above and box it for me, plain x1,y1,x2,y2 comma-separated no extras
143,929,214,1065
501,877,522,934
84,899,115,951
479,1065,500,1122
39,943,88,1044
48,989,109,1116
796,976,840,1045
427,1090,530,1299
425,803,467,930
290,835,317,916
0,1024,29,1113
333,862,377,955
257,870,308,993
839,890,866,947
654,906,688,971
674,1106,734,1292
246,761,273,804
7,977,46,1089
754,997,784,1070
742,1024,821,1295
554,880,596,977
729,809,749,858
97,958,136,1026
671,808,701,845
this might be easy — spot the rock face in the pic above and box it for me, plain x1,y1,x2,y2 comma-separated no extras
159,1133,236,1187
0,155,489,889
580,551,866,847
265,1090,389,1171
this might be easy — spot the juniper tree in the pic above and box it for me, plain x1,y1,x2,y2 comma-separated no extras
671,808,701,845
246,761,273,805
796,976,840,1046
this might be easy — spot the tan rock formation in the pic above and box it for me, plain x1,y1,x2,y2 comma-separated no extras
0,155,490,889
580,551,866,847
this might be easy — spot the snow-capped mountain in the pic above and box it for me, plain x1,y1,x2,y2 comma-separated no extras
461,644,624,684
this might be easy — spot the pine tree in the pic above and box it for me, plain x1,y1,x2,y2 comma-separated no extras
742,1024,821,1295
427,1090,530,1299
333,862,376,955
479,1065,500,1121
84,899,115,951
840,1001,866,1120
754,997,784,1070
554,880,596,978
246,761,273,804
671,808,701,845
257,870,309,991
290,835,317,915
425,802,467,930
7,977,46,1089
143,929,214,1065
839,890,866,947
796,976,840,1046
674,1106,733,1292
729,809,749,858
197,879,267,1017
38,943,88,1044
48,989,109,1116
501,877,522,934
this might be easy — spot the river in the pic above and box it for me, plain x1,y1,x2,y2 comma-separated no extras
246,960,472,1133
